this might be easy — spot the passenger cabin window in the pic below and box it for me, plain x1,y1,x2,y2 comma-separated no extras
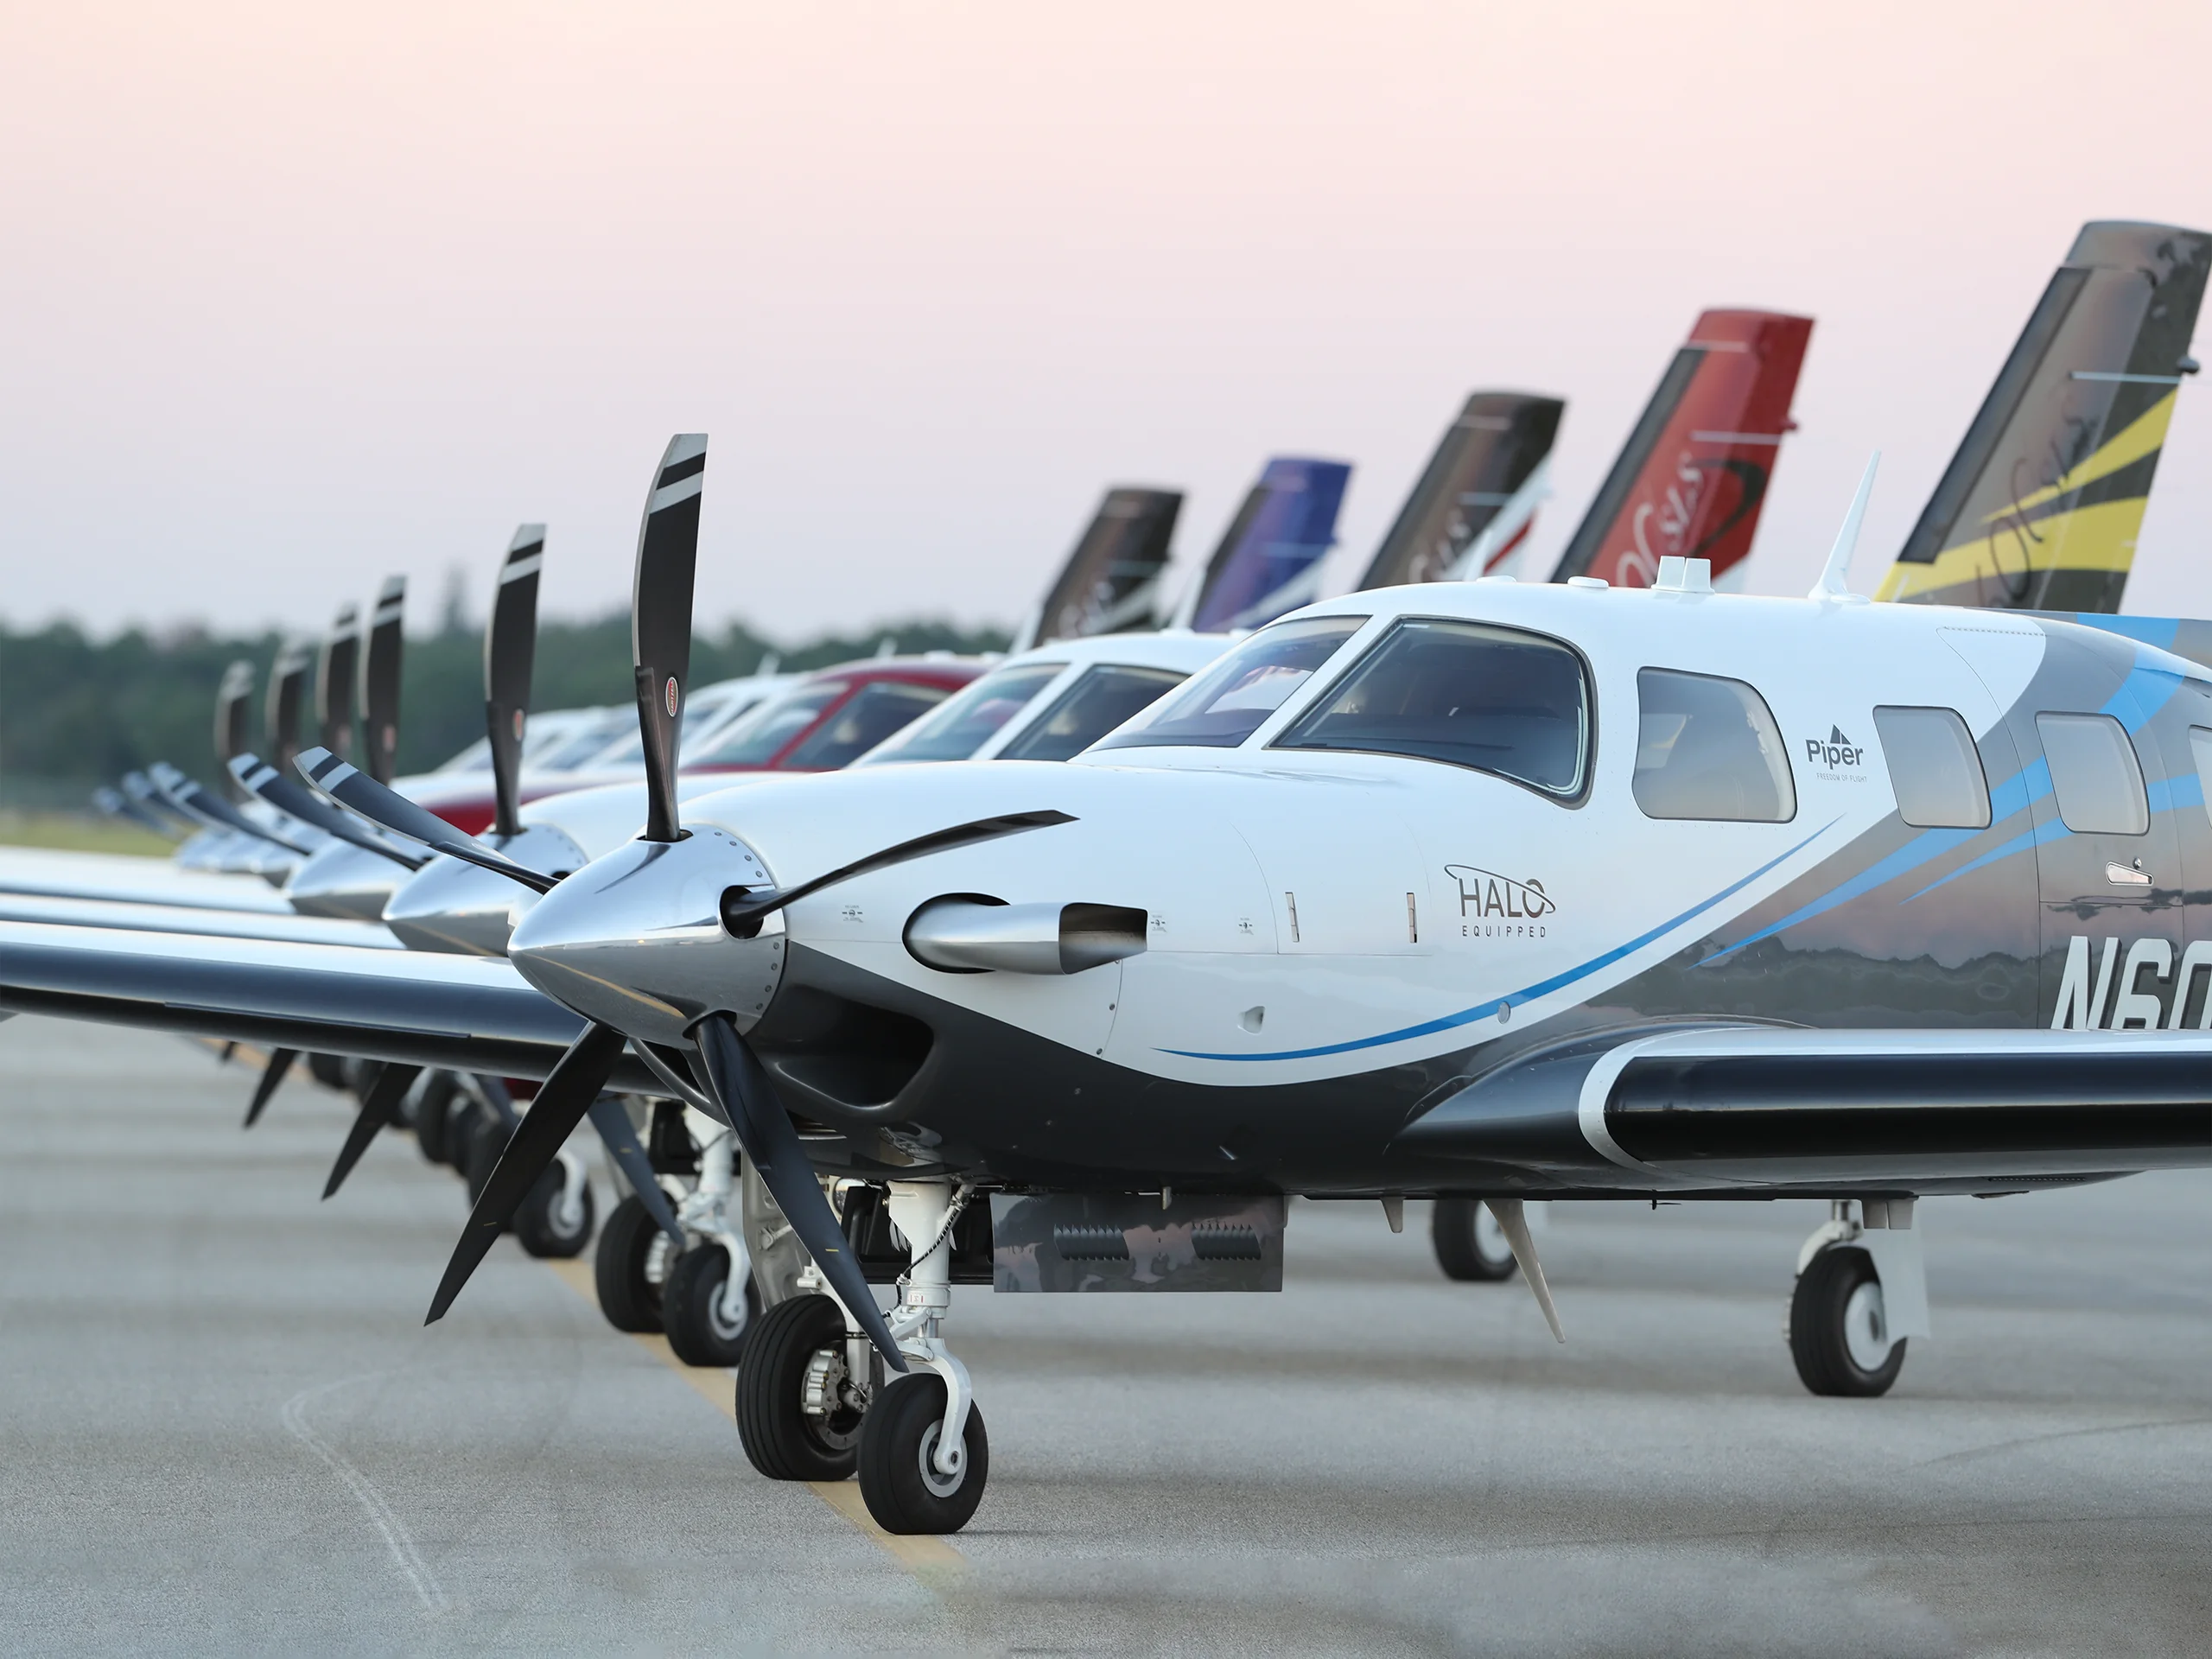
1632,669,1795,823
1273,618,1591,797
1096,616,1365,749
783,681,951,770
2191,728,2212,830
2037,712,2148,834
1873,706,1990,829
1000,664,1187,762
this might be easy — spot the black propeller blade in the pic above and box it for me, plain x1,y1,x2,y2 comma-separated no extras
632,435,707,843
585,1095,685,1244
425,1022,630,1321
147,762,316,856
317,602,360,761
486,526,544,840
229,753,425,869
92,785,175,837
213,660,256,795
122,771,200,836
692,1013,906,1373
243,1047,297,1128
265,640,313,776
362,576,406,786
323,1062,424,1199
296,748,556,893
719,810,1077,932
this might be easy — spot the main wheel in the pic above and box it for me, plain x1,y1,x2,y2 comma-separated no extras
594,1194,672,1332
463,1115,509,1208
735,1293,866,1481
1432,1198,1518,1282
857,1372,988,1535
413,1073,460,1166
513,1162,595,1259
1789,1245,1905,1396
662,1243,763,1366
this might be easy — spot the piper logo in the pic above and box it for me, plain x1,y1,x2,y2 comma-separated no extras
1806,725,1864,770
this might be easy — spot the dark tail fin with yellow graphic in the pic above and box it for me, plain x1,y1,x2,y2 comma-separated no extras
1878,221,2210,612
1549,310,1812,590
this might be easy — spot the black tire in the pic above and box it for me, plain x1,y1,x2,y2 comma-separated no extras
440,1097,482,1173
413,1073,460,1166
594,1194,669,1333
1789,1245,1906,1397
513,1163,595,1259
463,1116,508,1211
662,1243,763,1366
857,1372,988,1535
735,1294,866,1482
1432,1198,1518,1282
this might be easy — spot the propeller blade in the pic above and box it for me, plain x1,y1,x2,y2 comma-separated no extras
296,748,556,893
121,772,199,836
316,602,360,760
229,753,424,868
92,785,175,837
631,435,707,843
362,576,406,785
720,809,1077,931
148,762,316,856
213,660,256,794
692,1013,906,1372
322,1062,423,1199
243,1047,297,1128
265,639,313,776
586,1095,684,1245
425,1021,629,1321
486,527,544,839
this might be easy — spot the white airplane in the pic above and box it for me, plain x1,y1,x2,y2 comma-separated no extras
14,427,2212,1543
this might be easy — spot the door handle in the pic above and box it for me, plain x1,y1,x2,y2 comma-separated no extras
2106,861,2151,888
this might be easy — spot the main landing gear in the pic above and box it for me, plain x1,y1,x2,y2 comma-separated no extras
1431,1198,1520,1281
735,1179,989,1535
1789,1198,1927,1397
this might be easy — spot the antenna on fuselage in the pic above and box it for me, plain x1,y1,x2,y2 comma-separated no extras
1809,451,1880,605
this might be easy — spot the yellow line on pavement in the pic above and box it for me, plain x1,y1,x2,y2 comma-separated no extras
542,1256,967,1580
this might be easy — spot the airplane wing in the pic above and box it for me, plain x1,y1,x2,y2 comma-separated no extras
1394,1024,2212,1193
0,847,296,913
0,920,661,1090
0,892,399,947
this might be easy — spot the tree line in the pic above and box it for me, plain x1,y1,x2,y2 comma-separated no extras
0,613,1008,806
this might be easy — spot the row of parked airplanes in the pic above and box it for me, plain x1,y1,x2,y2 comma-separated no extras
3,219,2208,1535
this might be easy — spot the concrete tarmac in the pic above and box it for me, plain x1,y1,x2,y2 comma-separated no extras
1,1013,2209,1656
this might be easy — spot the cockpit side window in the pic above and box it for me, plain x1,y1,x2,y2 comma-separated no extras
1632,668,1796,823
1273,618,1592,798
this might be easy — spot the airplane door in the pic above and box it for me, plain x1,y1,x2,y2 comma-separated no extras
2021,664,2183,1029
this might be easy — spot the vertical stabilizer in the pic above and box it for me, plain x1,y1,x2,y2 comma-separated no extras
1023,487,1184,648
316,604,359,760
264,640,314,777
1877,221,2210,611
1181,457,1352,632
361,576,405,785
1358,393,1565,588
1550,310,1812,589
213,660,256,798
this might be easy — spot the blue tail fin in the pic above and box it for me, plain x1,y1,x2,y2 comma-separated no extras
1182,457,1352,632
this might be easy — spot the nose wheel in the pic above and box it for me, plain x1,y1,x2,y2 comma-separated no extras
1789,1244,1906,1395
735,1293,867,1480
858,1371,988,1535
662,1243,762,1365
594,1192,677,1332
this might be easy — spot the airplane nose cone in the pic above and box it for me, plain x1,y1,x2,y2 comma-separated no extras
507,827,785,1047
382,825,587,957
283,839,404,922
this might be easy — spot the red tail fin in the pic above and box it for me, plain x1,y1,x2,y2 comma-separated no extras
1548,309,1811,589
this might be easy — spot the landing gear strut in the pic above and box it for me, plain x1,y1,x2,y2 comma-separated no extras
1789,1198,1926,1397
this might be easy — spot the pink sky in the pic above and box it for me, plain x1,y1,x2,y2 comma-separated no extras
4,0,2210,640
